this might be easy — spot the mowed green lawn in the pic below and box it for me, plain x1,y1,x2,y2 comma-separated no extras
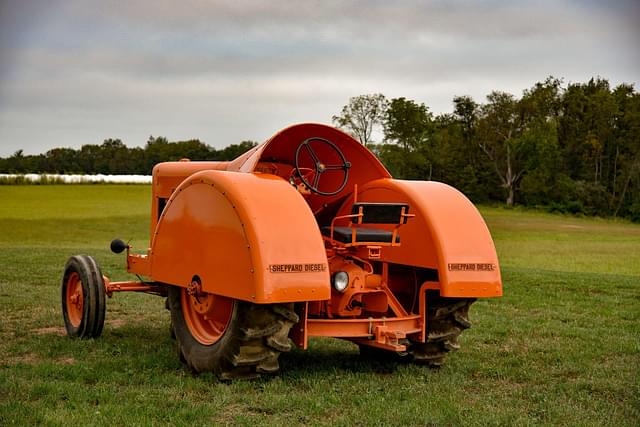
0,185,638,426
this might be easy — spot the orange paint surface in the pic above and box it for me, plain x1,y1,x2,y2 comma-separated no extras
126,123,501,313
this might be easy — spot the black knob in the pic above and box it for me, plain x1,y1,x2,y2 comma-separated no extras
110,239,128,254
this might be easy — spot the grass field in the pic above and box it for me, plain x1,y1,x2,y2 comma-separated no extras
0,185,638,426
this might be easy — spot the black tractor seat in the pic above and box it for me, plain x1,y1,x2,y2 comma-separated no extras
323,202,411,246
321,226,399,244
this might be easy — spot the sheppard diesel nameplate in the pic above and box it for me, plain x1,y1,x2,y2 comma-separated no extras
269,263,328,273
448,263,496,271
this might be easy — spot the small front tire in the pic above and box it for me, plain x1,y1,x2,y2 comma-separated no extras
61,255,106,338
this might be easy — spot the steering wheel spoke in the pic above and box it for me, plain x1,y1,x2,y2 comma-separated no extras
312,170,322,188
324,164,348,171
304,142,320,163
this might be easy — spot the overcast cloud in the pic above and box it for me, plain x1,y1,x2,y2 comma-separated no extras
0,0,638,156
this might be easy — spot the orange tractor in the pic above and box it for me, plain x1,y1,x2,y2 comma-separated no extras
61,123,502,379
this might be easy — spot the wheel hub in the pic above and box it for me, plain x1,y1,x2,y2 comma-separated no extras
181,284,233,346
65,272,84,327
191,293,214,315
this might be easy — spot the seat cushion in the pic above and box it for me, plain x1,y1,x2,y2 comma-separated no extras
322,226,400,244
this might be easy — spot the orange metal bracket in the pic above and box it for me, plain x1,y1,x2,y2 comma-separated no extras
127,252,151,277
306,314,422,352
351,324,408,352
418,281,440,342
102,276,166,298
289,302,309,349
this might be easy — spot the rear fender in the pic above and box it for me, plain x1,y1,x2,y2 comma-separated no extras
342,179,502,298
149,170,331,303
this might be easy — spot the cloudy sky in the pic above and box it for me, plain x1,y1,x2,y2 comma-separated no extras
0,0,638,156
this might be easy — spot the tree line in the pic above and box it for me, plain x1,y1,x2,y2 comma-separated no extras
0,137,257,175
1,76,638,221
334,78,639,221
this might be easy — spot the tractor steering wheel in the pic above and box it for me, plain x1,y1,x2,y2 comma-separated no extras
294,137,351,196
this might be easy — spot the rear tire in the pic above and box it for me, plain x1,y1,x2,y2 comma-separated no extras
61,255,106,338
168,286,298,379
411,297,475,367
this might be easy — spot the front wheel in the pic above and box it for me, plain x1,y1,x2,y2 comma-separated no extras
61,255,106,338
168,286,299,379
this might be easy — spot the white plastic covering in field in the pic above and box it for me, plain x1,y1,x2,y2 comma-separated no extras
0,174,152,183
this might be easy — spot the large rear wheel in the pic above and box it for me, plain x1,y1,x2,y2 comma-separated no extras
61,255,106,338
168,286,298,379
411,296,475,367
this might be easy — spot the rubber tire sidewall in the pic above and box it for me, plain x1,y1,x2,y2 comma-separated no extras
168,286,240,374
61,255,106,338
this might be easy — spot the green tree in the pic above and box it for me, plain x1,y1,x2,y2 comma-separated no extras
559,78,616,185
218,141,258,161
516,78,565,207
473,79,562,206
44,148,81,173
382,97,434,179
610,84,640,218
433,111,497,202
96,139,130,174
475,91,526,206
453,95,479,145
7,150,25,173
332,94,388,147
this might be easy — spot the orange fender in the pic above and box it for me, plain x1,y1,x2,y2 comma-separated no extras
343,179,502,298
149,170,331,303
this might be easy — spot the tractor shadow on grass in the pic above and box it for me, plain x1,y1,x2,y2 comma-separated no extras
278,341,412,377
